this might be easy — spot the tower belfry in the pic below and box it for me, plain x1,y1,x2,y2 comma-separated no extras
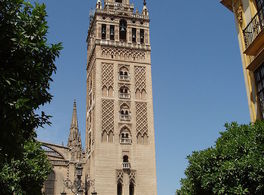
85,0,157,194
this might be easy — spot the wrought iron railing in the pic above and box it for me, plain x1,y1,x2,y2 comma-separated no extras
119,75,130,81
120,114,131,121
119,93,130,99
243,6,264,49
120,138,132,144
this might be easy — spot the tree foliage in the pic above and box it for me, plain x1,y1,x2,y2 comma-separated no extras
0,140,52,194
176,121,264,195
0,0,62,193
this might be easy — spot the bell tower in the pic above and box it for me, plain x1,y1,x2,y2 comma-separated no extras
85,0,157,194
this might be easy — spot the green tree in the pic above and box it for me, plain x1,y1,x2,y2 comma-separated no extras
176,121,264,195
0,0,62,194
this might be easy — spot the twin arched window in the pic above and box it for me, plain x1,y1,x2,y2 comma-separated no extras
120,127,131,144
119,67,129,81
119,86,130,99
120,104,130,121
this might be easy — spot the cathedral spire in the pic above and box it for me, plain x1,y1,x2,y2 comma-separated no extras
68,100,81,147
67,100,83,160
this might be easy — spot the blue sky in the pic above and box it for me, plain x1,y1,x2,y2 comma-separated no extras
36,0,250,194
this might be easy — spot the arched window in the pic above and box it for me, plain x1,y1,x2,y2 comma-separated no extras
117,182,122,195
140,29,145,44
120,127,131,144
119,86,130,99
120,104,130,121
119,19,127,41
44,171,55,195
119,67,129,80
101,24,106,40
123,155,129,162
129,183,135,195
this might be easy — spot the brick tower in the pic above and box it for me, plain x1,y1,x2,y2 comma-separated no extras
85,0,157,194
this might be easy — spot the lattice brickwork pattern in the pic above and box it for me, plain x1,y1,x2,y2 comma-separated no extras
135,66,146,92
129,170,136,184
116,170,124,184
102,63,114,89
136,102,148,136
102,99,114,134
101,47,145,60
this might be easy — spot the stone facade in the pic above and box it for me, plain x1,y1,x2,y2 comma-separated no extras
43,0,157,194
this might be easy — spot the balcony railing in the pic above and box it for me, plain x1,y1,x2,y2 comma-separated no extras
119,75,130,81
119,93,130,99
120,114,131,121
122,162,131,169
243,6,264,49
120,138,132,144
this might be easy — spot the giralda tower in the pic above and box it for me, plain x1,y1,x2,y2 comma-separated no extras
85,0,157,194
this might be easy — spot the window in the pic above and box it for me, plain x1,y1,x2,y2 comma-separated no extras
101,24,106,40
129,183,135,195
119,66,129,80
140,29,144,44
116,0,122,3
117,182,122,195
119,20,127,41
110,25,115,40
120,104,130,121
123,155,129,162
120,127,132,144
254,62,264,119
132,28,137,43
119,86,130,99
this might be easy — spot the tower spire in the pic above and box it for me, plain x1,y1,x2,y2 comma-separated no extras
142,0,148,16
96,0,102,9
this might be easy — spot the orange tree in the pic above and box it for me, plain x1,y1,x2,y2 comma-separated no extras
176,121,264,195
0,0,62,194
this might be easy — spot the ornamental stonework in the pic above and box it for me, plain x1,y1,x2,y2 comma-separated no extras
134,66,146,92
102,99,114,135
101,47,146,60
135,102,148,138
101,63,114,90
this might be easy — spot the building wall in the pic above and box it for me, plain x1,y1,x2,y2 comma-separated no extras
222,0,264,121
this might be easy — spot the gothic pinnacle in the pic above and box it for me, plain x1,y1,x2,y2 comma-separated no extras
144,0,146,6
71,99,78,128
